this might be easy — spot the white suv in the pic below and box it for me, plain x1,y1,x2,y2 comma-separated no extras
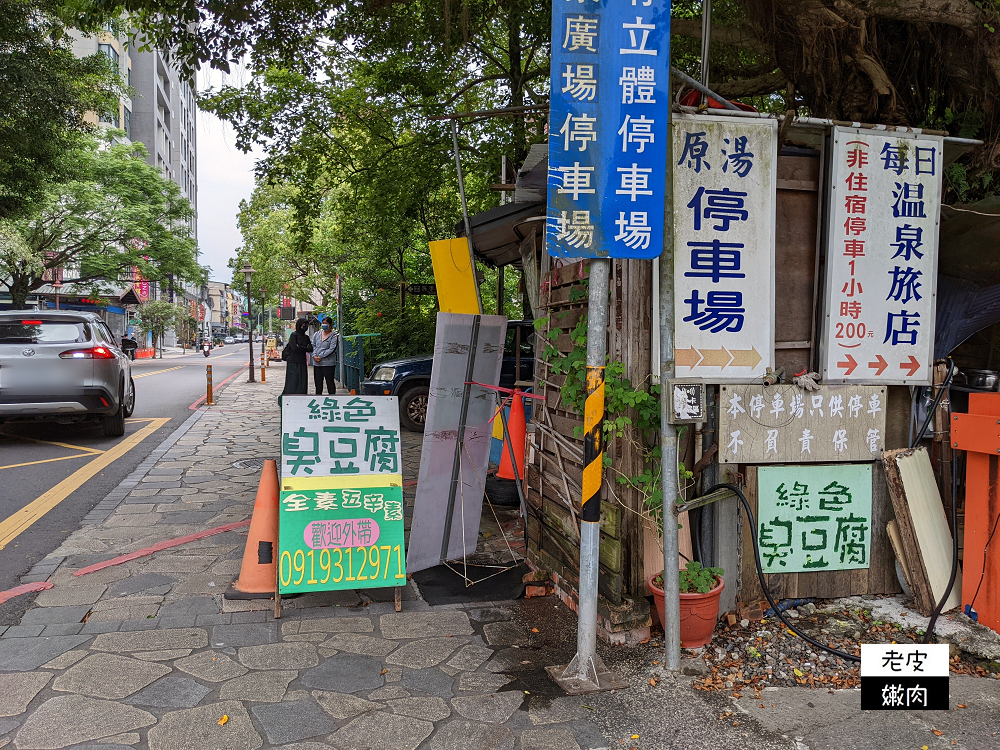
0,311,135,436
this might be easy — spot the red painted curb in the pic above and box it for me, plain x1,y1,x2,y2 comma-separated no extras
0,581,53,605
188,364,250,410
73,519,251,576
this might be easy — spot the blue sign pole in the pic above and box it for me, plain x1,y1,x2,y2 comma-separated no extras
547,0,672,695
547,0,672,260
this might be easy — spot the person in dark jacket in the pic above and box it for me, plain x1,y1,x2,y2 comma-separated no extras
282,318,313,399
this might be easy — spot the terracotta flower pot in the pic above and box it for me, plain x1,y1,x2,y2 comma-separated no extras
647,573,725,648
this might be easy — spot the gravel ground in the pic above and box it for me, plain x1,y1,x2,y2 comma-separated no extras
687,596,1000,698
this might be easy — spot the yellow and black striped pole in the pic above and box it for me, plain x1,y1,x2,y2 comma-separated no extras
557,258,613,691
581,366,605,524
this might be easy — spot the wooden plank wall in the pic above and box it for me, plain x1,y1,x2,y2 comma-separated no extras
610,258,653,597
526,258,650,605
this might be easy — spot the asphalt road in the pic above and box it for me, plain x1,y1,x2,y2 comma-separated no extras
0,343,253,624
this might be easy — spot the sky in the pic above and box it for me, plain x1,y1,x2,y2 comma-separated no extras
195,71,264,284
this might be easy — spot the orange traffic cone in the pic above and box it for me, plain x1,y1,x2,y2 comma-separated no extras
224,459,279,599
498,390,526,482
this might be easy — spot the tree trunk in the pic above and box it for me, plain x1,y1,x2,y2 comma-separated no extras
8,274,31,310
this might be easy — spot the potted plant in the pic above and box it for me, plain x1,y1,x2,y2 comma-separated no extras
648,560,725,648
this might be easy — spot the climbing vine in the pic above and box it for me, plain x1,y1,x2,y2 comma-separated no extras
536,310,693,527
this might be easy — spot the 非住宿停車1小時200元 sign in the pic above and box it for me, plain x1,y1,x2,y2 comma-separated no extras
546,0,670,259
277,478,406,594
821,128,942,385
279,395,406,593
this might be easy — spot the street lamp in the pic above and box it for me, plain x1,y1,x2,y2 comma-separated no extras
242,264,256,383
52,280,62,310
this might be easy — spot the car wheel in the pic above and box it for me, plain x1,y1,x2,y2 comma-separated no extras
399,385,429,432
122,377,136,418
485,474,522,507
101,380,126,437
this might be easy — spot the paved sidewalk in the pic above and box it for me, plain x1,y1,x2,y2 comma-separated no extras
4,366,1000,750
0,366,619,750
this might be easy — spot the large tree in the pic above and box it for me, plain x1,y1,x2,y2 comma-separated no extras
0,132,204,309
0,0,123,219
98,0,1000,186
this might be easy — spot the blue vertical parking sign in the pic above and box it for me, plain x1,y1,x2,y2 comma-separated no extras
547,0,671,259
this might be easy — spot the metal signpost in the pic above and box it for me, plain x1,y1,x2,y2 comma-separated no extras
821,129,943,385
546,0,670,691
278,396,406,600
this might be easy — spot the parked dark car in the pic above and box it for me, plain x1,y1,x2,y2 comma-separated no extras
361,320,535,432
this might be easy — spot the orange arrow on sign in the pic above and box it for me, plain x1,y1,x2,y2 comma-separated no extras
837,354,858,375
675,347,702,368
900,355,921,377
700,347,733,368
729,347,762,369
868,354,888,376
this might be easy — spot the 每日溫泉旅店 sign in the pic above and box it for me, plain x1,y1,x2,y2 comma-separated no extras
821,128,942,385
672,115,777,380
546,0,670,259
279,395,405,593
756,463,873,573
719,384,886,463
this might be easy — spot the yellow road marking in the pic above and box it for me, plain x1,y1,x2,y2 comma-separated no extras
1,435,103,455
133,366,183,379
0,454,96,471
0,417,170,549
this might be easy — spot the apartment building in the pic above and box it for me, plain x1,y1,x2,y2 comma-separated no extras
70,29,198,240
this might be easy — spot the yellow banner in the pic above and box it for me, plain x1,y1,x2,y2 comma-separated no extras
282,473,403,492
429,238,481,314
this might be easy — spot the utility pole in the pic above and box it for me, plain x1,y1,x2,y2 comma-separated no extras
336,274,344,388
660,72,681,673
559,258,611,688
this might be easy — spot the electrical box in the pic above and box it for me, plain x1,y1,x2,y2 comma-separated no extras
666,380,706,424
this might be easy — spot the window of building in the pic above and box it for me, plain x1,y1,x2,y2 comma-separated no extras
98,43,119,66
100,108,120,128
123,107,131,139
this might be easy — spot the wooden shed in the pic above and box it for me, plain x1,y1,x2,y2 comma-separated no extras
501,115,980,642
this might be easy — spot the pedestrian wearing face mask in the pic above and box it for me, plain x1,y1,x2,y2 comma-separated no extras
311,318,340,395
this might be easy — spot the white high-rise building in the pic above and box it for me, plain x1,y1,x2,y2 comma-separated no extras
70,30,198,241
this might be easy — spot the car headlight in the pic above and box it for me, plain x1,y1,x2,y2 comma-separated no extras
372,367,396,382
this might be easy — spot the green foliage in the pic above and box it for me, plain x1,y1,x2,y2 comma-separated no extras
678,561,725,594
0,131,203,309
352,290,439,362
945,162,996,203
0,0,124,220
542,310,693,527
135,301,185,356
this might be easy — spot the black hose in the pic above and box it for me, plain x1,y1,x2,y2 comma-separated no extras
909,359,955,449
705,483,861,663
691,507,704,564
